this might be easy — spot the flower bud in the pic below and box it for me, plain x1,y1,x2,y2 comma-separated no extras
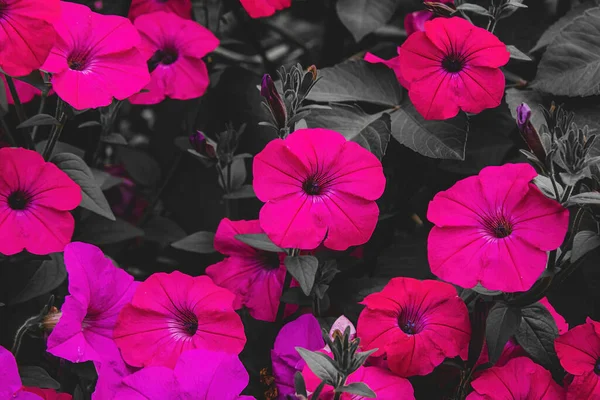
189,131,216,159
41,307,62,332
261,74,287,130
517,103,546,163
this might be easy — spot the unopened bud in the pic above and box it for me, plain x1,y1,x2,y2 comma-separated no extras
517,103,546,163
261,74,287,129
189,131,216,159
41,307,62,332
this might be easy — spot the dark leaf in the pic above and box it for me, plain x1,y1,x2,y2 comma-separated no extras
76,215,144,245
471,283,502,296
455,3,492,16
223,184,256,199
171,231,216,253
51,152,115,221
565,192,600,206
78,120,101,129
235,233,283,252
16,114,59,129
295,347,339,384
285,255,319,296
10,254,66,305
14,70,47,91
143,216,186,245
281,287,313,306
337,382,376,398
507,45,532,61
294,371,308,397
117,147,161,187
572,230,600,263
19,366,60,389
486,303,522,364
35,141,85,159
101,133,128,145
335,0,398,41
515,302,561,373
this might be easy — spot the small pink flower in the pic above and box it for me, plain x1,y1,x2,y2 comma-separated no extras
114,271,246,368
42,2,150,110
253,128,386,250
357,277,470,377
555,318,600,399
467,357,565,399
0,148,81,255
0,346,44,399
128,11,219,104
128,0,192,21
427,163,569,292
0,0,60,77
399,17,510,120
240,0,291,18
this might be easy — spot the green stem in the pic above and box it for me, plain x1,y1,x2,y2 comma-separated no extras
31,91,48,142
5,76,27,124
42,100,67,161
276,271,293,323
560,185,574,204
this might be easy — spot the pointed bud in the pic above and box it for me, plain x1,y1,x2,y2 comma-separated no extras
261,74,287,129
41,307,62,333
189,131,216,159
516,103,546,163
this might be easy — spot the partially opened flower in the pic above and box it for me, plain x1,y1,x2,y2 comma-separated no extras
42,2,150,110
398,16,510,120
240,0,291,18
467,357,564,399
555,318,600,399
128,11,219,104
253,128,386,250
114,271,246,368
0,0,60,77
0,148,81,255
1,75,41,105
427,163,569,292
271,314,325,398
0,346,44,399
47,242,139,365
128,0,192,20
357,277,470,377
206,218,296,322
21,388,72,400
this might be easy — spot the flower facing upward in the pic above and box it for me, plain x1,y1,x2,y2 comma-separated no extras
41,2,150,110
253,128,386,250
0,148,81,255
240,0,291,18
128,0,192,20
128,11,219,104
114,271,246,368
398,17,510,120
427,163,569,292
357,277,471,377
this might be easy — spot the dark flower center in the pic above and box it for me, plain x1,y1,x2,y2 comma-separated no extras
261,252,281,270
302,174,330,196
595,359,600,375
442,55,464,73
398,309,423,335
67,51,89,71
481,214,514,239
7,190,29,210
156,48,178,65
174,309,198,337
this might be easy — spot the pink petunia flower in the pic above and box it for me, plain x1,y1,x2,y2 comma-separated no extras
0,346,44,399
47,242,139,367
0,0,60,77
427,163,569,293
555,318,600,399
206,218,297,322
1,75,41,105
253,128,386,251
404,1,453,36
128,0,192,20
357,277,471,377
114,271,246,369
467,357,565,399
0,147,81,255
114,349,254,399
398,17,510,120
21,388,72,400
41,1,150,110
240,0,291,18
128,11,219,104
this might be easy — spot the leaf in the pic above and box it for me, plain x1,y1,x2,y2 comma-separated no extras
515,302,560,373
78,120,101,129
14,70,47,91
91,168,124,191
507,45,532,61
143,216,186,245
281,286,313,306
235,233,283,252
572,230,600,263
532,7,600,97
101,133,128,145
565,192,600,206
117,147,161,187
337,382,376,398
486,303,522,364
294,371,308,397
455,3,492,16
471,283,502,296
16,113,59,129
285,255,319,296
306,60,403,107
223,184,256,199
10,254,66,305
174,136,192,151
51,153,115,221
295,347,339,384
390,102,469,160
171,231,216,253
335,0,398,41
35,140,85,159
218,158,246,192
357,112,391,160
19,366,60,389
75,215,144,245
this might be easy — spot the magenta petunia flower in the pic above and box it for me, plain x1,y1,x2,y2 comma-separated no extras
398,16,510,120
357,277,471,377
0,0,60,77
41,2,150,110
271,314,324,399
114,349,254,399
467,357,565,399
21,388,72,400
206,218,297,322
427,163,569,293
114,271,246,368
0,346,44,400
128,11,219,104
47,242,139,365
0,148,81,255
555,318,600,399
253,128,386,251
128,0,192,20
240,0,291,18
404,0,453,36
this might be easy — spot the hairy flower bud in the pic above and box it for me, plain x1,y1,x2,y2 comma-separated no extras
41,307,62,333
261,74,287,130
517,103,546,163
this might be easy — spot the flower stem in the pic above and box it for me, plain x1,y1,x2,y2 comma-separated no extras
0,117,17,146
42,100,67,161
31,91,48,142
5,76,27,124
276,271,293,323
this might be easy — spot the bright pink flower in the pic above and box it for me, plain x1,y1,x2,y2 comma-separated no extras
21,388,72,400
128,11,219,104
114,271,246,368
42,2,150,110
555,318,600,399
1,75,41,105
467,357,565,399
398,17,510,120
0,0,60,77
427,163,569,292
128,0,192,20
364,49,410,88
47,242,139,366
404,1,453,36
206,218,296,322
0,346,44,400
253,128,386,250
540,297,569,335
240,0,291,18
357,277,470,377
0,147,81,255
114,349,253,399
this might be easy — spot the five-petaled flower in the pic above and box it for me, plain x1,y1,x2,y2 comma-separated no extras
240,0,291,18
128,0,192,21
